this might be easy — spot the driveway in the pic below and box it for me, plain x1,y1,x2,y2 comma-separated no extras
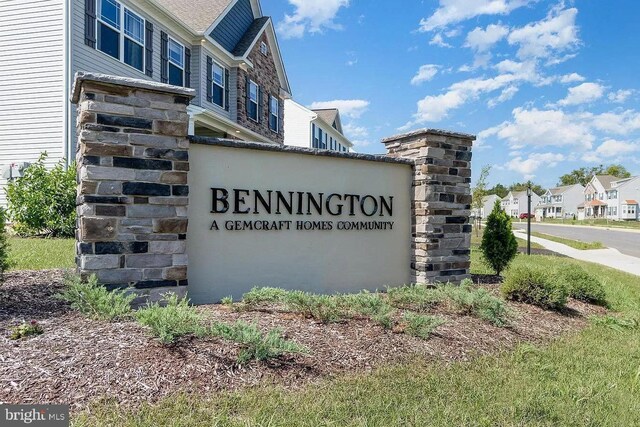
512,222,640,258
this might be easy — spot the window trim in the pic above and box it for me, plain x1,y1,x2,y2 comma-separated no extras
96,0,146,74
269,95,279,133
248,80,259,122
210,60,226,108
167,36,185,86
260,41,268,56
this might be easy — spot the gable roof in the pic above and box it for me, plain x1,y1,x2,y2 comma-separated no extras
152,0,233,33
231,17,270,56
593,175,618,190
549,184,583,195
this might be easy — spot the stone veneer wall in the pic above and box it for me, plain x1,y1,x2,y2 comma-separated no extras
71,72,195,301
383,129,475,284
236,32,285,144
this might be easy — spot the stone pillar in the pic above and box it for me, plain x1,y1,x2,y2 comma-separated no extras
71,72,195,300
382,129,475,284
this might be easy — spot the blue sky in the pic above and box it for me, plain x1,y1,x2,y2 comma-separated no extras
260,0,640,188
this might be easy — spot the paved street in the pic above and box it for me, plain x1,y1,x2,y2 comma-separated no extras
512,222,640,258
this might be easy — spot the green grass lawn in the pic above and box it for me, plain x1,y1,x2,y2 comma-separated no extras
74,249,640,426
9,237,75,270
529,231,605,250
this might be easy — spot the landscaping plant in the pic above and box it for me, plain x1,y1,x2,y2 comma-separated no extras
6,153,76,237
559,264,607,306
438,280,510,326
9,320,44,340
59,274,135,321
402,312,446,339
480,200,518,275
135,293,204,345
501,264,568,310
0,208,12,281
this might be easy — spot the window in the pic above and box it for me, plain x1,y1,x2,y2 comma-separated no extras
312,123,318,148
248,80,259,121
211,61,225,107
269,96,279,132
260,42,268,56
168,38,185,86
97,0,145,72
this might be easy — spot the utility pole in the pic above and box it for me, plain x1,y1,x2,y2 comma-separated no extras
527,183,532,256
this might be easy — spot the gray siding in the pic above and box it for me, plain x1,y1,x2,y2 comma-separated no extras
0,0,66,206
199,47,231,120
190,45,202,107
229,67,238,121
209,0,253,53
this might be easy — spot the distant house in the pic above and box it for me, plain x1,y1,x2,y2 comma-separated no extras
283,100,354,152
0,0,292,204
535,184,584,220
502,191,541,218
472,194,501,219
576,175,640,220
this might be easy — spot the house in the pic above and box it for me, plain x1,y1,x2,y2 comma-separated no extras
283,100,354,152
501,190,541,218
535,184,584,220
577,175,619,220
602,176,639,221
0,0,292,204
472,194,501,219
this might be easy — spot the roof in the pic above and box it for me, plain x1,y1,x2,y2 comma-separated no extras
152,0,233,33
312,109,341,131
586,200,607,207
231,17,270,56
624,200,638,205
549,184,579,195
594,175,618,190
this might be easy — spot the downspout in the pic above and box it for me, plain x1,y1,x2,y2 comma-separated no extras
63,0,71,165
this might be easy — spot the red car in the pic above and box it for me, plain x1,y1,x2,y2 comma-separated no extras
519,213,534,219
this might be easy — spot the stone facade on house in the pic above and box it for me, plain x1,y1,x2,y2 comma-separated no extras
72,72,195,301
383,129,475,284
236,33,285,144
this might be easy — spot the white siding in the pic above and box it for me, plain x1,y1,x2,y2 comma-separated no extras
0,0,66,205
283,99,313,148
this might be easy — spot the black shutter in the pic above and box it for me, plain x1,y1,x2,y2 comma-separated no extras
267,94,272,129
224,69,230,111
245,75,250,118
257,87,263,123
278,98,283,134
84,0,96,48
145,22,154,77
160,31,168,84
185,48,191,87
206,56,213,103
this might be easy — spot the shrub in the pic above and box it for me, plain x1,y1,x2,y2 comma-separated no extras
502,265,568,310
135,293,204,345
402,312,445,339
480,200,518,275
285,291,344,323
387,283,440,312
340,291,395,329
10,320,44,340
210,321,308,364
241,287,289,306
0,208,12,281
58,274,134,321
438,280,510,326
221,296,234,306
6,153,76,237
559,265,607,306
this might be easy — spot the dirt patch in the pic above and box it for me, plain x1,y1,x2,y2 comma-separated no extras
0,270,606,411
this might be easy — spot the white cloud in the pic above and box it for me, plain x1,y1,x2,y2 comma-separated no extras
560,73,585,83
309,99,370,118
487,85,519,108
583,110,640,135
557,82,605,106
411,64,440,85
277,0,349,39
342,122,369,139
506,152,565,179
465,24,510,52
507,6,580,60
419,0,531,32
594,139,640,157
608,89,633,103
429,33,452,48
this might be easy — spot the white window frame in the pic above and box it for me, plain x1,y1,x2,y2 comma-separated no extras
248,80,259,122
168,37,185,87
260,41,268,56
269,95,279,132
96,0,146,73
211,60,225,108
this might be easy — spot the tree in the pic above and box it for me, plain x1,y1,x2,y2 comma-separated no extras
509,182,545,196
558,164,631,186
604,164,631,179
488,184,508,198
480,200,518,276
471,165,491,236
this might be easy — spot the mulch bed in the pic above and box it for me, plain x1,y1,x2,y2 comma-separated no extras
0,270,606,411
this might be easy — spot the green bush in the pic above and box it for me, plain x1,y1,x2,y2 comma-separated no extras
210,321,308,364
560,265,607,306
480,200,518,275
387,283,440,312
340,291,395,329
438,280,510,326
241,287,289,306
135,293,204,344
286,291,344,323
6,153,76,237
10,320,44,340
502,265,568,310
0,208,12,281
58,274,134,321
402,312,445,339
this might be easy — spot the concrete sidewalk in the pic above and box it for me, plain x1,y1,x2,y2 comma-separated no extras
513,230,640,277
